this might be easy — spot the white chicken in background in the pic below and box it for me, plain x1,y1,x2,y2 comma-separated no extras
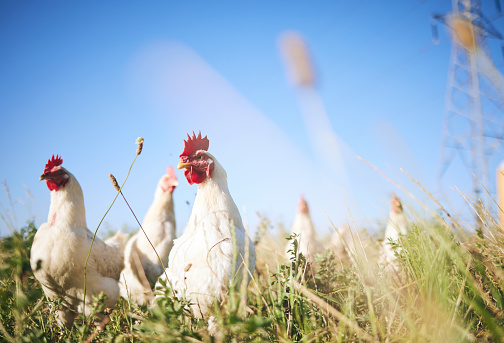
285,195,323,261
379,193,408,268
30,155,125,328
119,166,178,305
156,131,256,332
104,230,129,251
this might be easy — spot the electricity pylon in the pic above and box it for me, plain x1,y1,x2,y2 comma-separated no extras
434,0,504,226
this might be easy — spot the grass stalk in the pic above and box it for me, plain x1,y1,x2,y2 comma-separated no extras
83,147,140,321
292,279,378,343
401,168,468,239
117,191,169,283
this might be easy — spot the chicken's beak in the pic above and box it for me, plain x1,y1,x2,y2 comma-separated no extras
39,173,49,181
177,162,191,169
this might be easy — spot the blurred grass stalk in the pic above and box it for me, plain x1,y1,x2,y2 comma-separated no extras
497,163,504,229
280,31,349,189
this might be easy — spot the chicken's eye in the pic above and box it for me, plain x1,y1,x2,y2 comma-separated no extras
198,155,204,160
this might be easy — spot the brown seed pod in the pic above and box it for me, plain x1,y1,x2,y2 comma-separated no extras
109,174,121,191
136,137,144,156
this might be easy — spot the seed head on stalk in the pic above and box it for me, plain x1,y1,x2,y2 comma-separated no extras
136,137,144,156
109,174,121,192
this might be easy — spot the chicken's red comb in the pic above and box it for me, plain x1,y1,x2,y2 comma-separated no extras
298,194,309,213
44,154,63,173
166,166,177,180
180,131,209,157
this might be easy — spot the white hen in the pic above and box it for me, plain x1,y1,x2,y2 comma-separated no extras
30,155,125,328
379,193,407,268
286,195,323,261
104,230,129,251
156,132,256,330
120,166,178,305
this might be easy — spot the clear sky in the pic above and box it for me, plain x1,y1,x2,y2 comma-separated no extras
1,0,503,239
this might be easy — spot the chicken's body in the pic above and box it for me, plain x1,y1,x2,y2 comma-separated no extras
157,132,256,328
104,230,129,251
30,155,124,328
286,196,322,261
379,194,407,268
120,167,178,305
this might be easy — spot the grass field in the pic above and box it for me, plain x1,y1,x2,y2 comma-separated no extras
2,148,504,343
1,191,504,343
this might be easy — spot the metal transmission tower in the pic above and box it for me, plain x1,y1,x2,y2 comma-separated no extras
434,0,504,222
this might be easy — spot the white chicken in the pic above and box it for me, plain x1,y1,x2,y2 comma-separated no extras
30,155,125,328
379,193,408,268
156,131,256,331
285,195,323,261
104,230,129,251
119,166,178,305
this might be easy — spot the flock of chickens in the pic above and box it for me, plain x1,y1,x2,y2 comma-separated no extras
29,131,407,333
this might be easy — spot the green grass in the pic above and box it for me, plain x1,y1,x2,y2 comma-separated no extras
2,199,504,342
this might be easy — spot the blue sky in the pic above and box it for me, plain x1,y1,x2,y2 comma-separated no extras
1,1,503,239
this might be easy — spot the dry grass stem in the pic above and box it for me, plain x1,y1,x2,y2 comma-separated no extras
344,202,369,266
84,313,112,343
474,172,504,216
292,280,379,343
472,173,502,231
356,156,414,199
400,168,468,238
182,336,204,343
372,278,424,304
454,187,489,234
451,262,470,328
239,219,251,316
118,191,171,290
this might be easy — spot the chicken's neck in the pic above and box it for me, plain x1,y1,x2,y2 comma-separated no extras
191,160,243,231
47,173,87,229
143,190,175,226
292,212,316,236
385,210,407,237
